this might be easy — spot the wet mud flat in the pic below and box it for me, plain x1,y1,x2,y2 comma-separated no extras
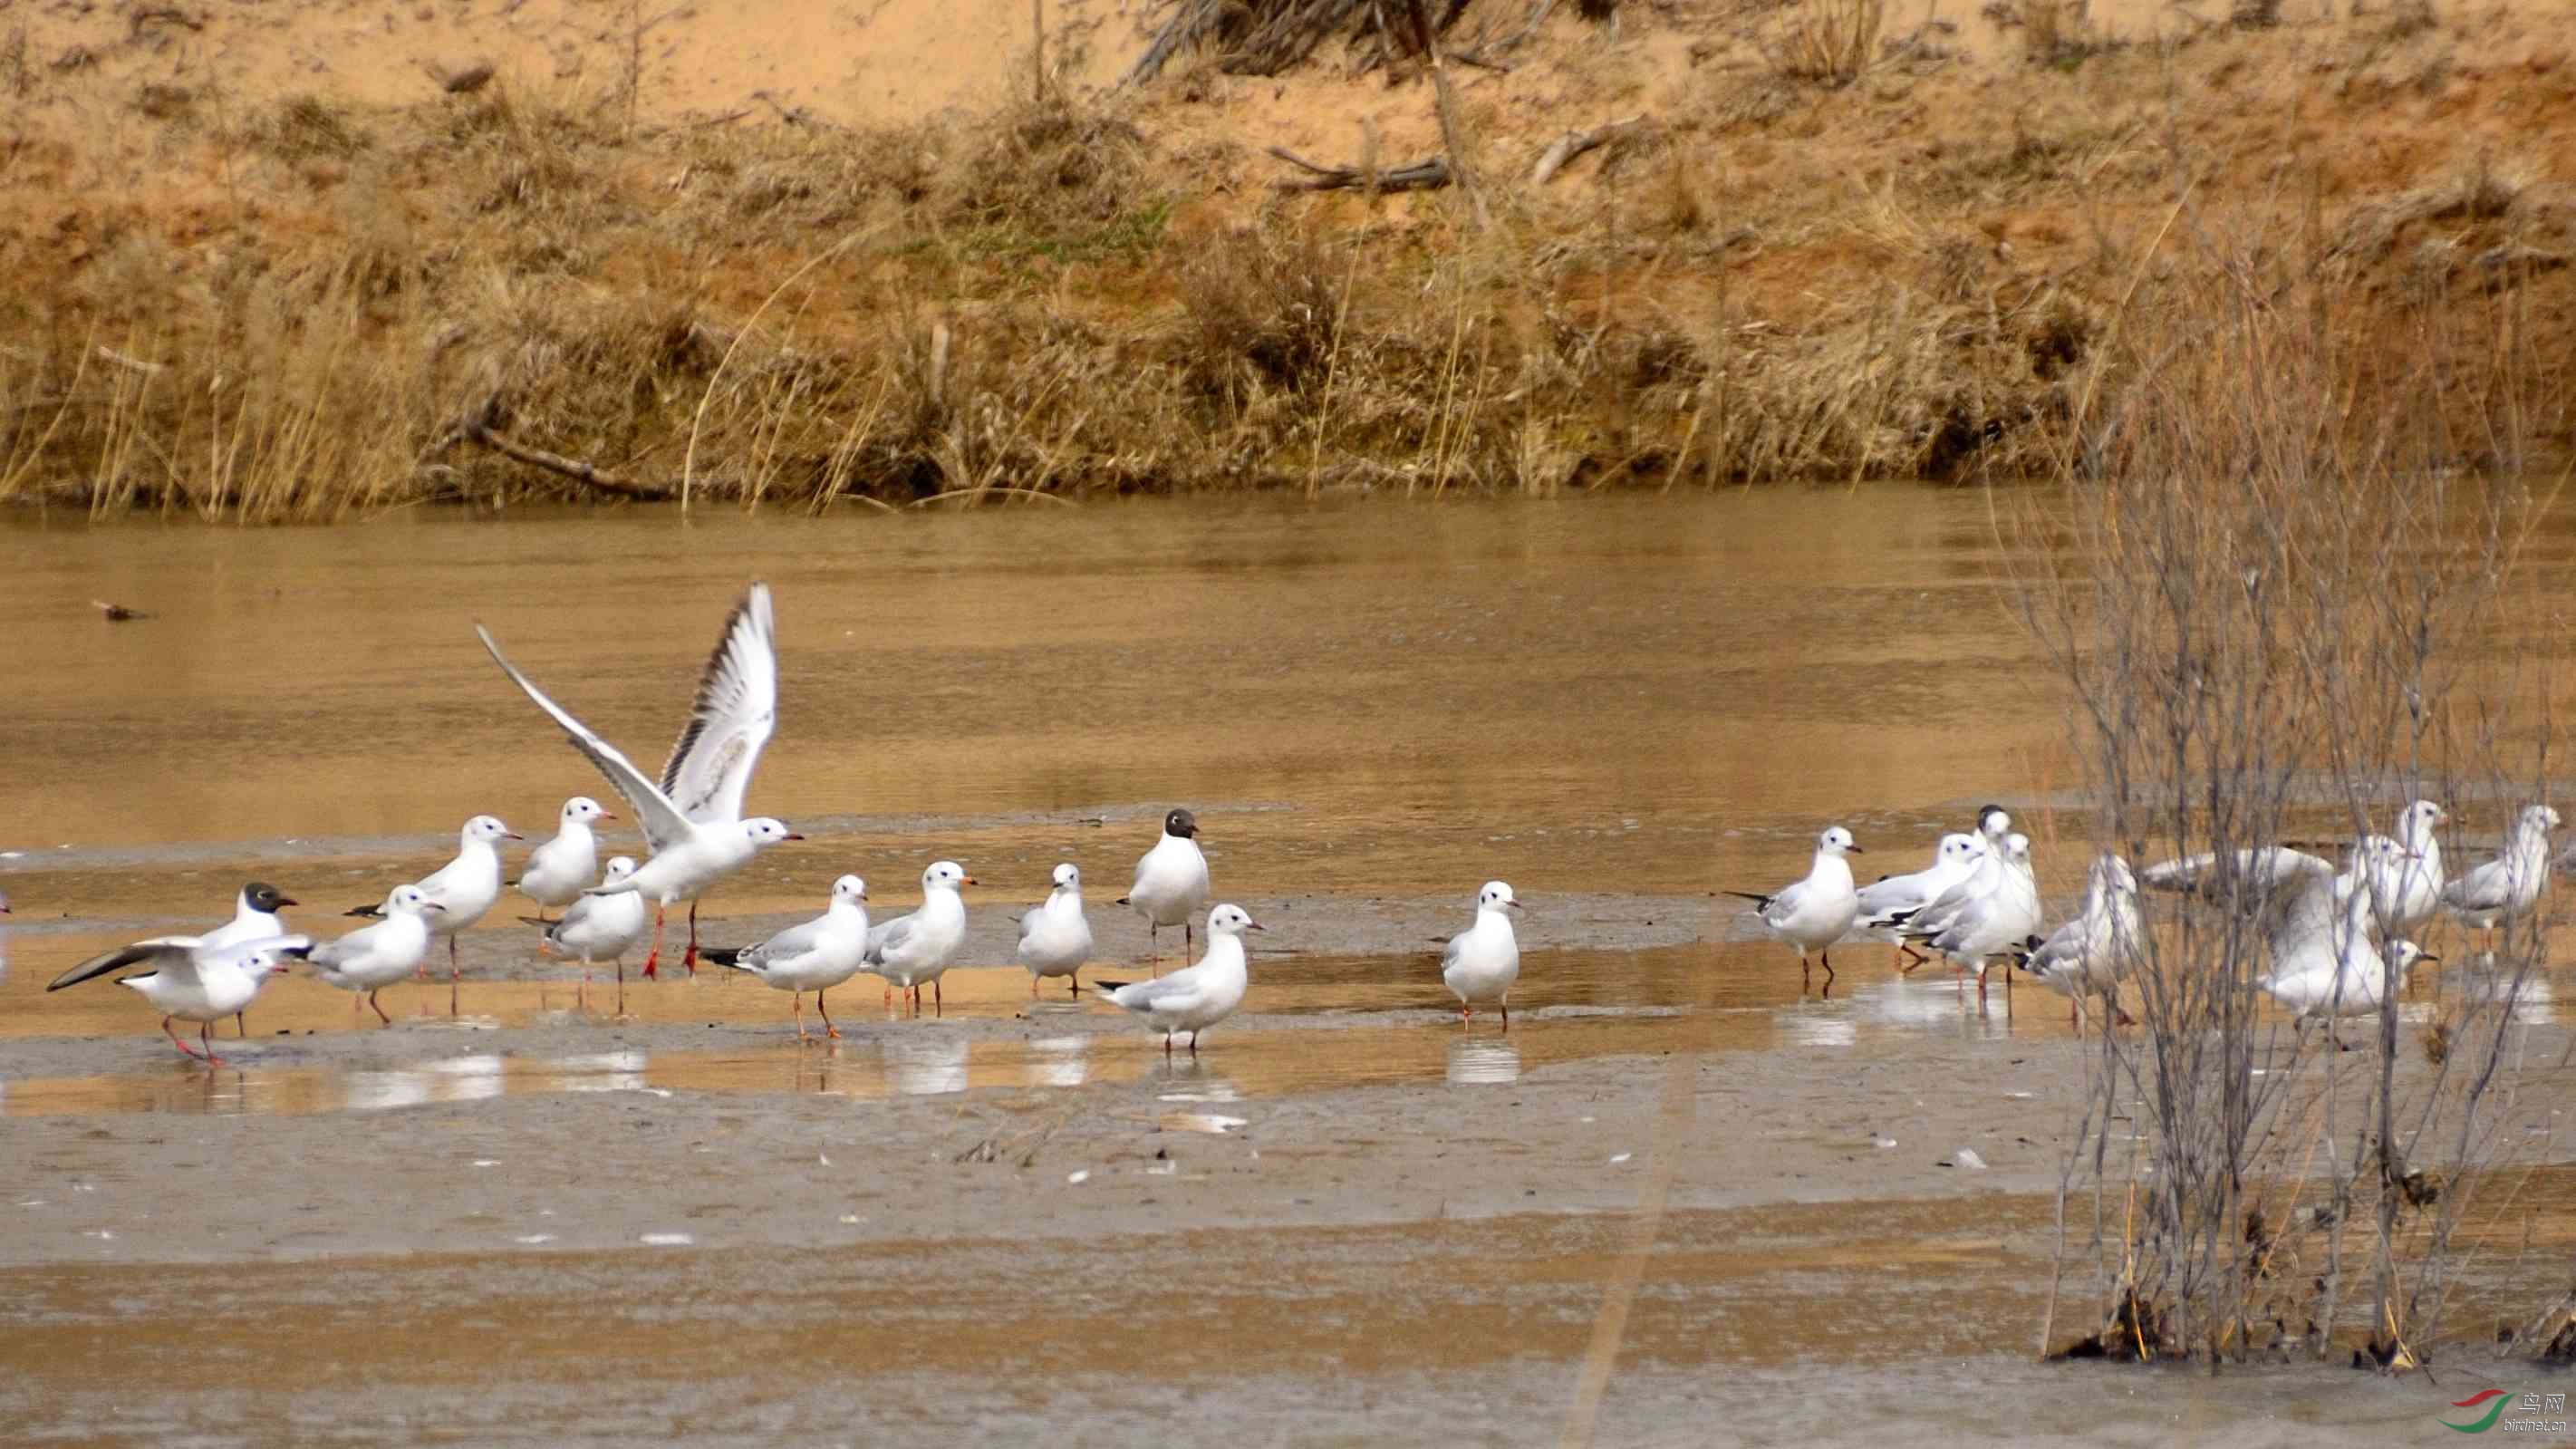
5,1014,2571,1445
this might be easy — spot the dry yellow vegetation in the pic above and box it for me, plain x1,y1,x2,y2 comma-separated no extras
0,0,2570,517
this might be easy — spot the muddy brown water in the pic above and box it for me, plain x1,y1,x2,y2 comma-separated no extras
6,490,2576,1443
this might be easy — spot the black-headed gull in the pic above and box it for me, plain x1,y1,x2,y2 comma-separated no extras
706,874,870,1039
1440,880,1523,1027
351,816,519,1008
2007,854,2140,1029
478,583,800,977
1016,863,1095,999
309,885,444,1025
1729,826,1863,997
1119,808,1210,972
517,797,613,923
200,881,299,1037
1903,831,2040,1002
1853,833,1982,973
2442,804,2560,944
865,861,973,1012
1090,903,1263,1055
46,933,309,1065
2259,864,2434,1043
532,855,649,1015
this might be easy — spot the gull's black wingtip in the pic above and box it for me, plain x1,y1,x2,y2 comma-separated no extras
344,904,384,919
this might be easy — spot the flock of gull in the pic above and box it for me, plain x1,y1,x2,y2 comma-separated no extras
40,584,1306,1063
29,582,2562,1064
1738,797,2560,1036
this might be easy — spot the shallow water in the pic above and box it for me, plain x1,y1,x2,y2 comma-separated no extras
10,491,2576,1441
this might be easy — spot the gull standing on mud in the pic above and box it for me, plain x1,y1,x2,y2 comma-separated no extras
1905,832,2041,1002
307,885,443,1026
1121,808,1210,972
1853,833,1983,973
1441,881,1523,1028
1091,903,1264,1056
199,881,299,1037
2262,868,2436,1044
349,814,518,1017
45,934,309,1065
533,855,650,1015
2009,854,2141,1029
865,861,974,1011
516,797,613,923
478,583,799,978
2442,804,2561,946
706,874,870,1040
1016,863,1095,998
1728,826,1863,997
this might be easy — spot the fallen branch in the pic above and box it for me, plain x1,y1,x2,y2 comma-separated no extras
454,420,677,501
1529,112,1648,185
1268,145,1452,191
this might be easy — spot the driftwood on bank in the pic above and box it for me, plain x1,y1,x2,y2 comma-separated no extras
1266,145,1454,191
445,417,678,501
1529,112,1647,184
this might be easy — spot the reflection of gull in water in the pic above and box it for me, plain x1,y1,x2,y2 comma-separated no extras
883,1036,969,1096
1445,1035,1521,1086
1021,1037,1089,1090
547,1050,650,1093
1782,1014,1857,1049
347,1055,507,1111
343,1070,433,1112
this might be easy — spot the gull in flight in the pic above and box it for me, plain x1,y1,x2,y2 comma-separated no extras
2008,853,2141,1029
865,861,975,1012
517,797,614,923
1120,808,1210,973
1440,880,1524,1028
530,855,650,1016
1727,825,1863,997
1016,863,1095,999
2442,804,2561,947
349,815,519,1016
308,885,444,1025
706,874,871,1040
46,933,309,1065
1090,903,1264,1055
478,583,800,977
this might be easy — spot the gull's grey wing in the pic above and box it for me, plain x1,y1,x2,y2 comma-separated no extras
863,913,916,965
750,914,830,965
45,935,204,991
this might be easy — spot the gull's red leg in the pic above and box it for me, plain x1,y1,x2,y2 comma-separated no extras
642,903,666,980
683,901,699,977
817,989,840,1040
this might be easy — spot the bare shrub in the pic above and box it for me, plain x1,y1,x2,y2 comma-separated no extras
2013,200,2563,1367
1775,0,1886,85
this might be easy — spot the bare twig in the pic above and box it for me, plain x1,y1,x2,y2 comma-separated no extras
1267,145,1453,191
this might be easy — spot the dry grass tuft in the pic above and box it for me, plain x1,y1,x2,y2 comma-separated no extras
1776,0,1887,85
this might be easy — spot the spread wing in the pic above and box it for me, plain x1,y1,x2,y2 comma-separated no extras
660,583,777,826
46,935,205,991
477,624,694,853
